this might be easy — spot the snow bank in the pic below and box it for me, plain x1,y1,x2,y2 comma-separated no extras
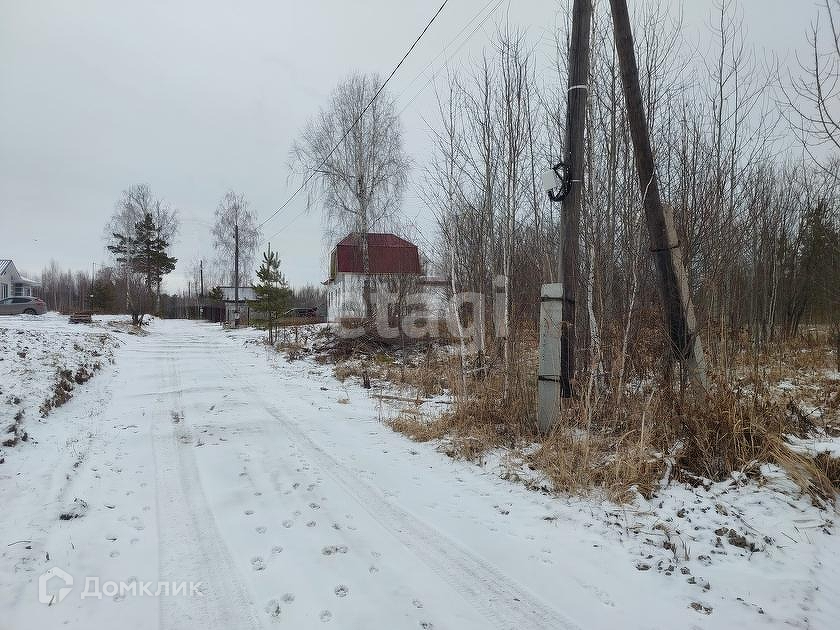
0,313,120,459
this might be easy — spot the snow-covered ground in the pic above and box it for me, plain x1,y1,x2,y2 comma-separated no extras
0,313,122,457
1,317,838,629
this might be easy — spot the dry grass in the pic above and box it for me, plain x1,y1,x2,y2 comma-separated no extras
328,338,456,398
382,328,840,504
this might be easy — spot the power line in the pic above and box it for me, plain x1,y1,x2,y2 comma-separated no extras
264,0,505,242
397,0,505,117
393,0,500,103
258,0,451,237
265,206,308,241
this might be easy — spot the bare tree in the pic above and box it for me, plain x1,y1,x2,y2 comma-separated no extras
784,0,840,172
496,27,532,396
105,183,171,320
291,72,410,321
212,190,262,287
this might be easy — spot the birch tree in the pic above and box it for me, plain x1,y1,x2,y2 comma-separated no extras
212,190,262,287
292,72,410,323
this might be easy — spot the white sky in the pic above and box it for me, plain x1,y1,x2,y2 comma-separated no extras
0,0,826,292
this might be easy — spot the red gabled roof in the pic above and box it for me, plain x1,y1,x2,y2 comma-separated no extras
331,233,421,276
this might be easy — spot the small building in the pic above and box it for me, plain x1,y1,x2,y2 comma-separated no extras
323,233,448,332
220,286,256,325
324,233,421,322
0,259,40,299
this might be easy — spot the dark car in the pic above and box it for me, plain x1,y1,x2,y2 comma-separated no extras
0,296,47,315
281,307,318,318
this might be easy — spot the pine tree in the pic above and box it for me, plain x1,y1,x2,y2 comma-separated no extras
107,212,177,314
90,279,115,311
133,213,177,295
253,246,291,344
208,286,224,301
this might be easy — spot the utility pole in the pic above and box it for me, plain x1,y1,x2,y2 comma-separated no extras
90,262,96,311
234,222,240,328
267,242,274,344
608,0,707,386
199,259,204,298
537,0,593,432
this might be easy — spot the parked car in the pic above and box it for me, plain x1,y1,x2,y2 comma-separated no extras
0,296,47,315
281,307,318,318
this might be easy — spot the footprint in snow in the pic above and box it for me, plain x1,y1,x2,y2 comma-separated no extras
319,610,332,623
265,599,281,618
282,520,293,528
281,593,295,603
109,551,120,558
309,502,320,510
245,509,254,516
334,585,349,598
369,566,379,575
420,622,434,629
412,599,423,609
321,545,348,556
256,526,267,534
251,557,266,571
306,521,317,528
272,546,284,555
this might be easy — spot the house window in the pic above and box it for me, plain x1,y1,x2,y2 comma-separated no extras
13,284,22,297
0,283,7,299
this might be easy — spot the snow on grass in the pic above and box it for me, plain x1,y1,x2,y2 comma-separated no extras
232,323,840,628
3,318,838,629
787,435,840,458
0,313,120,458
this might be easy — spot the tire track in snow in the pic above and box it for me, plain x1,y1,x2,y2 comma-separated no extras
152,349,262,630
218,352,580,630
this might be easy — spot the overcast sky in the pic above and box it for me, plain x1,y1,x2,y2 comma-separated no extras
0,0,825,292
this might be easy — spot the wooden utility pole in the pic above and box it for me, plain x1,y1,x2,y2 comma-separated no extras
537,0,593,431
234,222,240,328
559,0,593,397
608,0,707,385
267,242,274,344
199,259,204,298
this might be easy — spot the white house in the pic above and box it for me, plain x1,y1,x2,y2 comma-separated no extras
323,233,449,331
0,259,40,300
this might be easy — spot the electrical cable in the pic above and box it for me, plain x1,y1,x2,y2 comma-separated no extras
258,0,450,238
265,0,506,240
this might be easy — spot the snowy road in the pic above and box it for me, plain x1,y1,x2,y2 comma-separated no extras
3,319,839,629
